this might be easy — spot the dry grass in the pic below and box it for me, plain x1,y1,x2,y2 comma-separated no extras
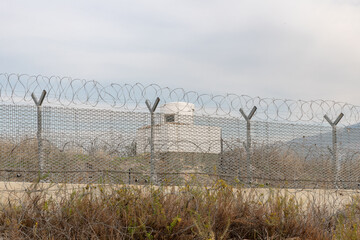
0,179,358,239
2,139,360,239
0,138,151,183
221,142,360,189
3,137,360,188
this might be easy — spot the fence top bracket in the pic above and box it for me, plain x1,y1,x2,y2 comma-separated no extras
240,106,257,121
324,113,344,127
145,97,160,113
31,90,47,106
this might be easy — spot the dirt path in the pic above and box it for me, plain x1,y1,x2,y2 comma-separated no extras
0,181,359,210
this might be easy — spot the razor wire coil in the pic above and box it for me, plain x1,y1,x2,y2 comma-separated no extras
1,73,359,125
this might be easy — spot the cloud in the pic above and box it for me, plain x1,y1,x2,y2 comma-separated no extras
1,0,360,104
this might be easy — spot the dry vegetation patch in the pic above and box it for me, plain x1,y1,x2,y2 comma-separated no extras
0,180,359,239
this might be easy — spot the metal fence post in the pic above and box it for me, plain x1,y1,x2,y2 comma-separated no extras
31,90,47,181
145,97,160,184
324,113,344,188
240,106,257,184
128,168,132,185
218,129,225,178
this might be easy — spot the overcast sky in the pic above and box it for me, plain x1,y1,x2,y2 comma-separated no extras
1,0,360,104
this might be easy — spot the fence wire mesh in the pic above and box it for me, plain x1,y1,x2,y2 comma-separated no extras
1,73,360,191
5,73,360,238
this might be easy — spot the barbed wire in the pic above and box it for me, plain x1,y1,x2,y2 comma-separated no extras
1,73,360,124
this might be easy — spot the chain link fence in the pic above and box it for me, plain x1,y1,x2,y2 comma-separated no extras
1,73,360,189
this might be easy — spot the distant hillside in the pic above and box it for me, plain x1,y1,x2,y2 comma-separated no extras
289,123,360,153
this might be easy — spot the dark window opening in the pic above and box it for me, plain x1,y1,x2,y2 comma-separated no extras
165,114,175,123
